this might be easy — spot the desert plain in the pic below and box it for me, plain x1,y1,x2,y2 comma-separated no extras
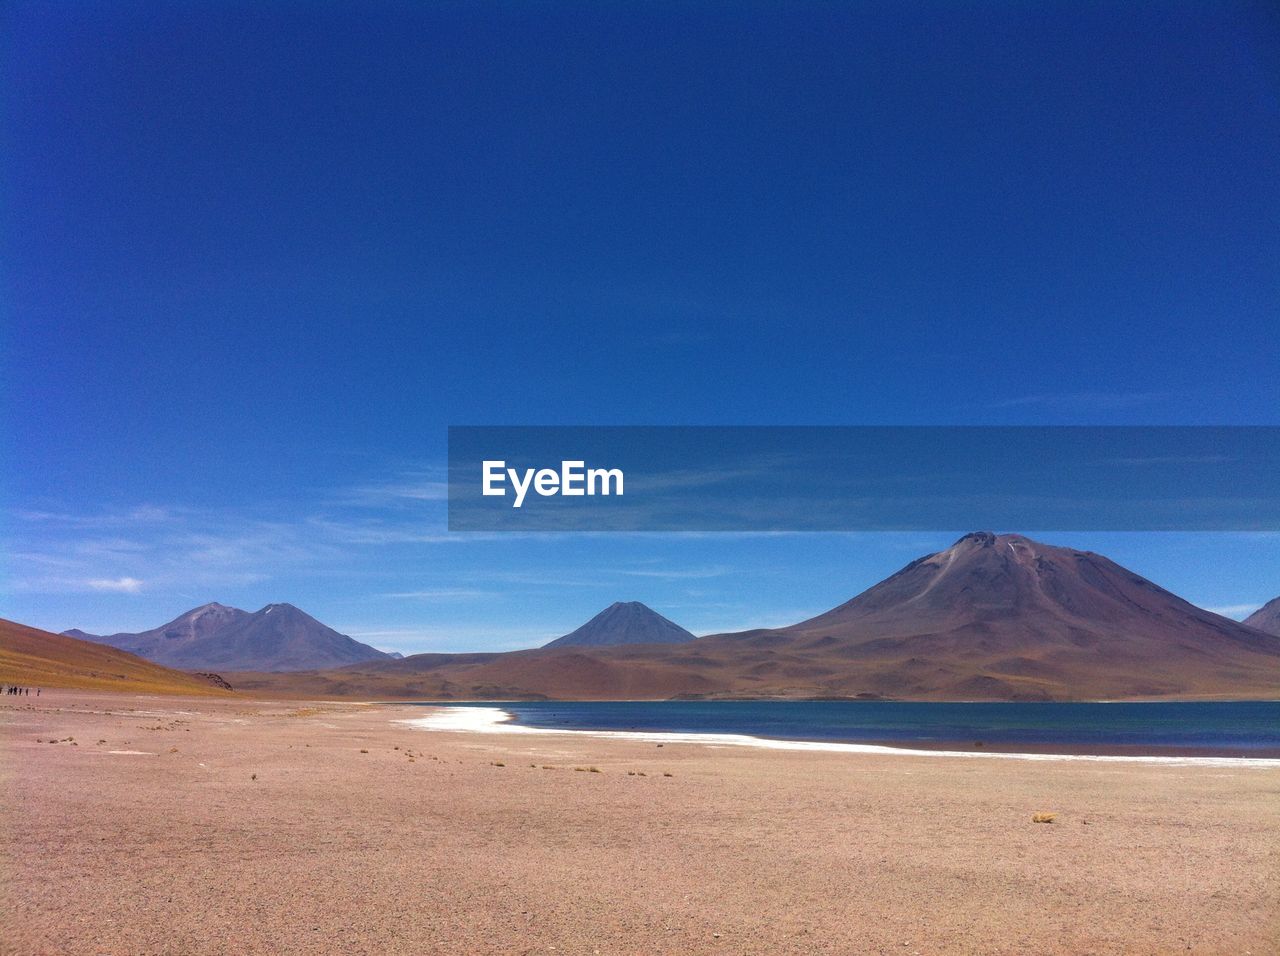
1,690,1277,956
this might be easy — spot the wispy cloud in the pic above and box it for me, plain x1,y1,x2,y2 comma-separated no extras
1201,603,1261,620
1105,456,1235,466
87,577,144,593
379,588,494,600
615,565,734,580
335,470,449,507
5,466,471,600
337,625,549,654
8,508,320,596
983,391,1169,410
14,505,190,529
304,517,461,546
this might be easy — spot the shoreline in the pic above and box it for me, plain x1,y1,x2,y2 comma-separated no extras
395,704,1280,767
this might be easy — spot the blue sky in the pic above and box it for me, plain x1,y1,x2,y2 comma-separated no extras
3,2,1278,650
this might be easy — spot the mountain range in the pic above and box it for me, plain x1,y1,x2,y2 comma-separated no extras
63,602,391,672
225,532,1280,701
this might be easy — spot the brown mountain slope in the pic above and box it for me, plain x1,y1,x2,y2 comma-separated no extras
228,647,725,700
1243,597,1280,636
65,602,391,672
234,533,1280,702
0,618,234,695
693,531,1280,699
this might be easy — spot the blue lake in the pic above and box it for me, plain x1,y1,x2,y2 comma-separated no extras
407,700,1280,755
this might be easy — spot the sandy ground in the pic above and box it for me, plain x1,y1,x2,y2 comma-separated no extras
1,692,1277,955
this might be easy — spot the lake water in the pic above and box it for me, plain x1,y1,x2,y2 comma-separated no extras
404,700,1280,756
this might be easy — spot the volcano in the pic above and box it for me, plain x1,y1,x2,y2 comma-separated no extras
543,602,697,649
697,531,1280,699
65,602,390,672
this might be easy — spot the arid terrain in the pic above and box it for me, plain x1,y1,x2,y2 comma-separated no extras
0,619,232,697
2,690,1277,955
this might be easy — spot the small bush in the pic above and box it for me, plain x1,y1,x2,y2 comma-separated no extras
1032,812,1056,824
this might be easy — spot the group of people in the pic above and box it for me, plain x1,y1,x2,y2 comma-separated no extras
4,685,38,696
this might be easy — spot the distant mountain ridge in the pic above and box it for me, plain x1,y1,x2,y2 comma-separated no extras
64,602,390,672
543,602,697,648
1243,597,1280,636
233,532,1280,702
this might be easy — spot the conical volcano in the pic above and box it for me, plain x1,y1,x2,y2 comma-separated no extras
544,602,696,649
710,531,1280,698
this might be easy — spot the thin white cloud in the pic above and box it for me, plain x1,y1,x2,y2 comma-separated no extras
380,588,494,600
87,577,144,594
615,565,734,580
1201,603,1262,620
336,472,449,507
983,391,1169,410
303,517,468,546
338,625,549,655
15,505,189,528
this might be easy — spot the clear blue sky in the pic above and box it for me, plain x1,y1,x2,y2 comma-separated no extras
3,2,1278,650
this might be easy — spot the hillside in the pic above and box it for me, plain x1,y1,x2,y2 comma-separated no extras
0,618,233,695
1243,597,1280,636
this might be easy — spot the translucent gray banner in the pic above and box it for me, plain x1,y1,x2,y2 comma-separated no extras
448,426,1280,531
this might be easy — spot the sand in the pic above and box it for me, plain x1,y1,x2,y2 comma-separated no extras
2,692,1277,955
